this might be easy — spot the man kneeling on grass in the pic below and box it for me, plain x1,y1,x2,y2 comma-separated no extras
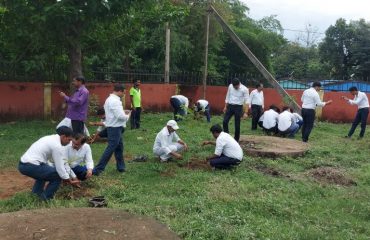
202,124,243,169
18,126,80,201
64,133,94,181
153,120,188,162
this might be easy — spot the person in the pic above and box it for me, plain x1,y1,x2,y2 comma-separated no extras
342,86,369,139
130,79,142,129
301,82,332,142
278,106,299,138
59,76,89,134
170,95,189,121
93,84,131,175
223,78,249,142
56,117,90,137
64,133,94,181
259,105,280,135
153,120,188,162
89,108,107,143
290,107,303,130
18,126,80,201
202,124,243,169
194,99,211,122
249,83,264,130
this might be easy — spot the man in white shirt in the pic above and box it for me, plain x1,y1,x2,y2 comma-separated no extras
153,120,188,162
18,126,80,200
89,108,107,143
278,106,299,138
249,83,264,130
290,107,303,129
301,82,332,142
93,84,131,175
65,133,94,180
342,86,369,139
170,95,189,121
202,124,243,169
194,99,211,122
223,78,249,142
260,105,280,135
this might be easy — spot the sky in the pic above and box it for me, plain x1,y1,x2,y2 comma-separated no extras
241,0,370,42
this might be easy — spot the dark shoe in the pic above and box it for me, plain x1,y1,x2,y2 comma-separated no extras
117,169,125,173
357,136,363,140
130,155,148,163
344,135,351,138
89,196,107,208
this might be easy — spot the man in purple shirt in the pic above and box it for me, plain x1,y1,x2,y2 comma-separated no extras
59,76,89,134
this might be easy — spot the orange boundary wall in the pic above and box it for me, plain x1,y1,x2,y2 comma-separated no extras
0,82,367,123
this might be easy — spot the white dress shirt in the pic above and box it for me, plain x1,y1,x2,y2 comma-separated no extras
292,113,303,123
278,111,295,132
262,109,279,129
197,99,209,111
215,132,243,161
301,87,326,109
171,95,189,108
249,89,264,108
64,143,94,169
348,91,369,109
225,84,249,105
20,134,72,180
153,127,181,155
104,94,130,127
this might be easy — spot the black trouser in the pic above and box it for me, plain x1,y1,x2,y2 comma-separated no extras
71,120,84,134
301,108,316,142
263,125,278,135
170,98,185,121
223,104,243,142
251,104,263,130
130,107,142,129
348,107,369,138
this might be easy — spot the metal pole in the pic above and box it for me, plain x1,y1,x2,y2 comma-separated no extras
202,7,211,99
164,22,170,84
209,4,301,112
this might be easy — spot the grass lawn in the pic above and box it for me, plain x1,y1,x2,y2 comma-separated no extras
0,113,369,239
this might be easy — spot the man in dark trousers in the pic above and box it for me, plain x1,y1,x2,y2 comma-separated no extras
59,76,89,134
130,79,142,129
343,86,369,139
301,81,332,142
249,83,264,130
93,84,131,175
223,78,249,142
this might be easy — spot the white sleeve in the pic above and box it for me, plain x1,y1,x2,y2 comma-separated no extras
64,162,76,179
225,85,231,104
244,87,250,105
349,94,363,105
214,138,225,156
85,145,94,170
52,147,70,180
314,92,326,107
112,100,129,121
262,92,264,109
249,91,254,108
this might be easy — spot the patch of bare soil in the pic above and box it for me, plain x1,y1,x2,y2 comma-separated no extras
178,158,211,170
255,165,290,178
239,135,309,158
0,170,33,199
0,208,180,240
308,167,356,186
57,184,96,200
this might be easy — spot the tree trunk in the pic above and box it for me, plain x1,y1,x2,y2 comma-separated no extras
68,43,83,82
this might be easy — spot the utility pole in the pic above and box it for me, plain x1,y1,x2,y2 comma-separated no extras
209,4,301,112
164,22,170,84
202,3,211,99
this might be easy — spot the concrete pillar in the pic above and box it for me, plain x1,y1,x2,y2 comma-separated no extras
44,83,52,119
316,90,324,119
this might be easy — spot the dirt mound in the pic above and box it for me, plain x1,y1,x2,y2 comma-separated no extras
255,165,289,178
308,167,356,186
0,170,33,199
0,208,180,240
178,159,211,170
239,135,309,158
